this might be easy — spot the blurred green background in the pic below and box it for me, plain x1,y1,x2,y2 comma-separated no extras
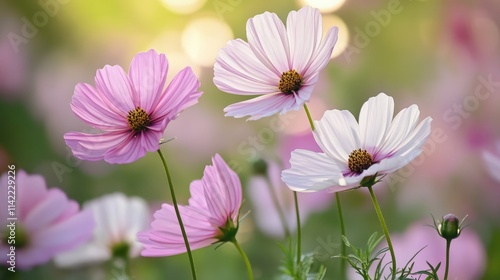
1,0,500,279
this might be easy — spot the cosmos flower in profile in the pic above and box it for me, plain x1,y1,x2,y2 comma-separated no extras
138,154,242,256
282,93,432,193
214,6,338,120
0,170,94,269
64,49,202,164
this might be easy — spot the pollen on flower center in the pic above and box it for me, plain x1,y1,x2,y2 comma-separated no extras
348,149,373,174
127,107,151,132
279,70,302,94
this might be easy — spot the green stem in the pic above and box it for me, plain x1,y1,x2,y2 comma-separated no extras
232,239,254,280
263,175,291,239
303,103,315,131
367,186,396,279
444,239,451,280
157,150,197,280
293,191,302,265
335,192,347,279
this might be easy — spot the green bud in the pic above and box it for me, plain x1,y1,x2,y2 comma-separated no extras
111,241,131,259
251,159,268,176
437,214,462,241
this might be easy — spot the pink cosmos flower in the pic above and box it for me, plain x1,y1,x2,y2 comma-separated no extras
214,6,338,120
64,49,202,164
0,170,94,269
282,93,432,192
137,154,242,256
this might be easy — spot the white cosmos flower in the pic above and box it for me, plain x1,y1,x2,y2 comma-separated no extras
282,93,432,192
54,193,149,267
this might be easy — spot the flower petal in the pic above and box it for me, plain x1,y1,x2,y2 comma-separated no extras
359,93,394,154
128,49,169,112
247,11,290,75
24,189,69,232
282,149,354,192
390,116,432,158
152,67,202,122
223,93,299,120
314,109,360,163
483,150,500,182
94,65,135,112
71,83,129,131
214,39,278,95
287,6,321,72
302,26,338,78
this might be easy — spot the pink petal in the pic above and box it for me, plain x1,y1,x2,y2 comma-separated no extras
71,83,129,131
246,11,290,75
64,130,149,164
223,92,299,120
302,26,338,78
214,39,278,95
24,188,70,232
128,49,169,112
94,65,135,112
16,171,47,220
152,67,202,122
210,154,242,221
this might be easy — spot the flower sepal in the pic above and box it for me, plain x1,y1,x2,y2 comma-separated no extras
359,173,380,188
216,218,240,244
432,214,468,241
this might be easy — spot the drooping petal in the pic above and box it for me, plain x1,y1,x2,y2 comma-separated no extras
314,109,360,163
359,93,394,154
94,65,135,112
71,83,129,131
64,130,155,164
246,11,290,75
214,39,278,95
224,93,299,120
153,66,202,122
282,149,352,192
128,49,169,112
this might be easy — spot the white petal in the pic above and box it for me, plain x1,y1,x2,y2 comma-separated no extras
302,26,338,79
282,149,352,192
214,39,278,95
483,150,500,183
247,11,290,75
359,93,394,154
314,109,360,163
54,243,109,267
390,116,432,158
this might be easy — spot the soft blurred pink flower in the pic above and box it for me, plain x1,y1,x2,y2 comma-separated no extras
483,141,500,183
350,221,486,280
54,193,149,267
64,49,202,164
282,93,432,192
214,6,338,120
138,154,242,256
0,170,94,269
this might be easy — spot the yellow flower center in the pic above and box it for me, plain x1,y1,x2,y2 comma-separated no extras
279,70,302,94
127,107,151,132
348,149,373,174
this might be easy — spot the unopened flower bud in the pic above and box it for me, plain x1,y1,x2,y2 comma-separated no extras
434,214,466,241
252,158,268,176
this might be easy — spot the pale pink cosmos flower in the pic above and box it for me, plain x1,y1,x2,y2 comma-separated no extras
0,170,94,269
482,141,500,183
64,49,202,164
282,93,432,192
137,154,242,256
54,193,149,267
214,6,338,120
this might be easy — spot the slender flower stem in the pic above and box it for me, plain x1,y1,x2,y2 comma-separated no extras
263,175,291,239
157,150,197,280
335,192,346,279
303,103,315,131
293,191,302,265
232,239,254,280
304,103,348,278
444,239,451,280
367,186,396,279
